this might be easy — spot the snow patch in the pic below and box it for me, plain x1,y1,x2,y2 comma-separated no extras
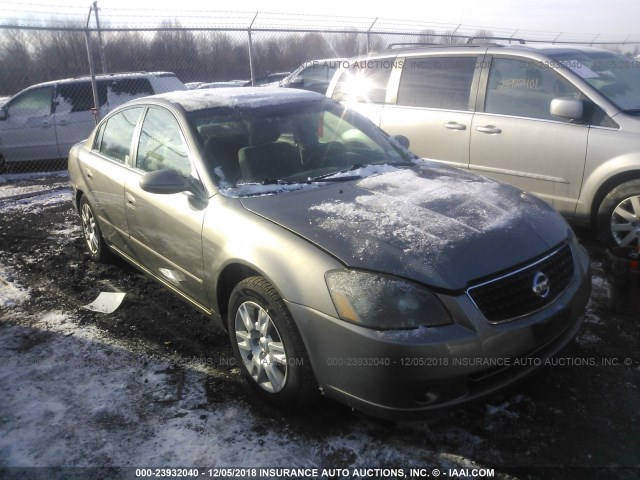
0,265,30,307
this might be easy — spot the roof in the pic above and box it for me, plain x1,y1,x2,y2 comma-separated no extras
24,72,178,90
368,42,612,58
141,87,326,112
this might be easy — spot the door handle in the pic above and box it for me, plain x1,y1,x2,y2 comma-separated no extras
476,125,502,134
443,122,466,131
57,119,69,126
85,168,93,179
125,192,137,209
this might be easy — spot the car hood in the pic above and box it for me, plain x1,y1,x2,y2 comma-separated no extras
239,164,570,291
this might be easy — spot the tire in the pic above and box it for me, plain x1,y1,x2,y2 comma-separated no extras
79,195,111,262
0,155,6,174
597,179,640,247
227,276,317,409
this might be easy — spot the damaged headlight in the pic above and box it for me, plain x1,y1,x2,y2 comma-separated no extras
325,270,452,329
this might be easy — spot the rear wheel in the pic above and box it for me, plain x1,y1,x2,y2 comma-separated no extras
227,276,317,409
597,180,640,247
79,195,110,262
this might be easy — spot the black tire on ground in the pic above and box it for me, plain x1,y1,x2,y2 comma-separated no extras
597,179,640,247
0,155,5,174
79,195,111,262
227,276,317,409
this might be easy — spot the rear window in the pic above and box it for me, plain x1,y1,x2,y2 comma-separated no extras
98,107,143,163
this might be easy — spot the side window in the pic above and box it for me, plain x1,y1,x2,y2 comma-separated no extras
108,78,154,106
99,107,143,163
397,56,477,110
56,82,107,113
484,58,581,121
7,87,53,118
330,60,393,103
300,65,329,83
136,108,191,176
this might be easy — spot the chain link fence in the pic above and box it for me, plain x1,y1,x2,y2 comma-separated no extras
1,10,639,173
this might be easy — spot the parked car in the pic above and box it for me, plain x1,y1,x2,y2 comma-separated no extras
279,58,346,94
198,80,247,89
0,72,186,170
326,43,640,247
246,72,290,87
185,82,205,90
68,88,590,419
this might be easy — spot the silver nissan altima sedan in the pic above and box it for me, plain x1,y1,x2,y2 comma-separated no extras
68,88,591,419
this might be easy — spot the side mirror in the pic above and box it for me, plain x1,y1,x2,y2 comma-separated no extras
140,169,200,196
391,134,410,149
550,97,584,120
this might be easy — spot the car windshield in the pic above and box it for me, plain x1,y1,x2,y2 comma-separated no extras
548,50,640,113
188,99,412,193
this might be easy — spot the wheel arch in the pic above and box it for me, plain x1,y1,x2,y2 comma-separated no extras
590,170,640,227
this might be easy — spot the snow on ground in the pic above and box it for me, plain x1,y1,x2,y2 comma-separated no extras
0,265,29,307
0,170,67,184
0,181,69,200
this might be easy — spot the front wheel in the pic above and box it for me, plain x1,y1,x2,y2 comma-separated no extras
597,180,640,247
227,276,317,409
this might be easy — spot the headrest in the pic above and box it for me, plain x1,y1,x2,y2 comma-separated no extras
250,121,281,145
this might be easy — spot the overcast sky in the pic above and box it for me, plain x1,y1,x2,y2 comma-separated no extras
1,0,638,39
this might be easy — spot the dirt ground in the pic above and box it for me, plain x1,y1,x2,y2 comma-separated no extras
0,173,638,480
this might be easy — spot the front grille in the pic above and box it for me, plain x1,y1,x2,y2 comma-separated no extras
467,243,574,323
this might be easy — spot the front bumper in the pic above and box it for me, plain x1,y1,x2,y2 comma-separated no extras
288,243,591,420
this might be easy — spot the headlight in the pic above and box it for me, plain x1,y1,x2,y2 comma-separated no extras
325,270,452,329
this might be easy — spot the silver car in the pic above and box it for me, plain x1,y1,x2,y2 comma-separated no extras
326,44,640,247
0,72,185,170
68,88,591,418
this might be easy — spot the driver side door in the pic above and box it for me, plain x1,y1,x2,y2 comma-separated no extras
125,106,209,307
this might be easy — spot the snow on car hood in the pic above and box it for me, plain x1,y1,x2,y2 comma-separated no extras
239,164,570,291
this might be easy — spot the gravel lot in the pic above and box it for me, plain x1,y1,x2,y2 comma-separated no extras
0,172,638,480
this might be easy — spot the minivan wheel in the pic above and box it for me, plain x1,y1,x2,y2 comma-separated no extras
227,276,316,408
79,195,110,262
597,180,640,247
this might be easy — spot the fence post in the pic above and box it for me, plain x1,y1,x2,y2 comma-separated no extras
85,8,101,124
367,17,378,53
93,1,108,74
247,12,258,86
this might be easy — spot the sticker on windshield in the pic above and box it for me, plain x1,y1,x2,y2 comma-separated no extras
560,60,599,79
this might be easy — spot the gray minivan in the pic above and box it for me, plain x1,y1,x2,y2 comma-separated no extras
326,43,640,246
0,72,185,170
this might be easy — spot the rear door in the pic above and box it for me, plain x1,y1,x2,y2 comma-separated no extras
82,107,144,255
124,106,209,307
379,55,481,169
469,56,589,216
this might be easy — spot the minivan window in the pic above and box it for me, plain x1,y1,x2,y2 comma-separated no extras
137,108,191,176
331,60,393,103
484,58,581,121
397,56,477,110
56,82,107,113
108,78,154,106
6,87,53,118
99,107,143,163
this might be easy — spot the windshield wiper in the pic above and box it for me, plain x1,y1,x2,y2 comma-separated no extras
261,178,294,185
